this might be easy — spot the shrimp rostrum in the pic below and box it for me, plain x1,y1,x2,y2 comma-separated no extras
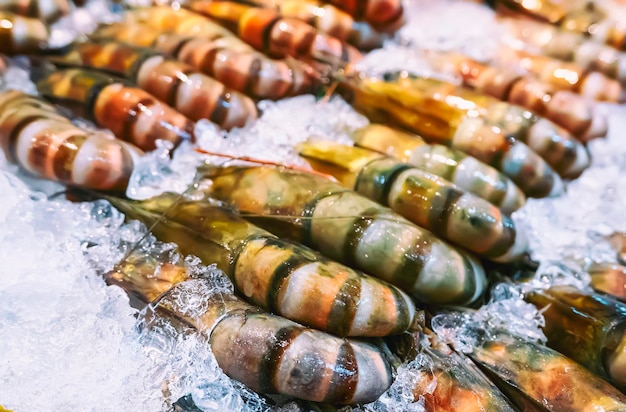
106,242,396,405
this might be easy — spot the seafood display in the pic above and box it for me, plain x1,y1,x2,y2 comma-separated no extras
4,0,626,410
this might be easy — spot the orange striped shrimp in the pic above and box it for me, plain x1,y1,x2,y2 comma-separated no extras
426,51,608,142
383,72,592,180
322,0,405,33
189,1,363,67
0,0,70,23
50,41,259,129
35,67,195,152
502,17,626,87
91,15,319,100
0,90,143,191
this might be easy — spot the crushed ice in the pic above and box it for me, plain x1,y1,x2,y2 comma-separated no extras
360,356,429,412
0,171,153,411
0,168,270,411
431,283,547,354
516,103,626,271
125,95,368,200
4,0,626,410
398,0,503,61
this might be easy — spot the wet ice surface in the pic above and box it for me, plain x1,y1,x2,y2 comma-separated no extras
516,103,626,270
397,0,503,61
126,95,367,200
0,169,272,411
0,172,153,411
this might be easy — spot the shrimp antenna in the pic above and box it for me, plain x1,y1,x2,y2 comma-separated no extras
193,148,338,181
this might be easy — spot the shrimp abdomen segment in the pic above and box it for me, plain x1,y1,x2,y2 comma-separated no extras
209,313,393,404
235,236,417,337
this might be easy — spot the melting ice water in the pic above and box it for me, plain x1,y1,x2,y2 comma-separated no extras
4,0,626,410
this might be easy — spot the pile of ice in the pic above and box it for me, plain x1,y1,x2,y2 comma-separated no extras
0,171,153,411
398,0,503,61
48,0,121,49
355,0,512,81
126,95,367,200
4,0,626,409
516,104,626,269
0,166,274,411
